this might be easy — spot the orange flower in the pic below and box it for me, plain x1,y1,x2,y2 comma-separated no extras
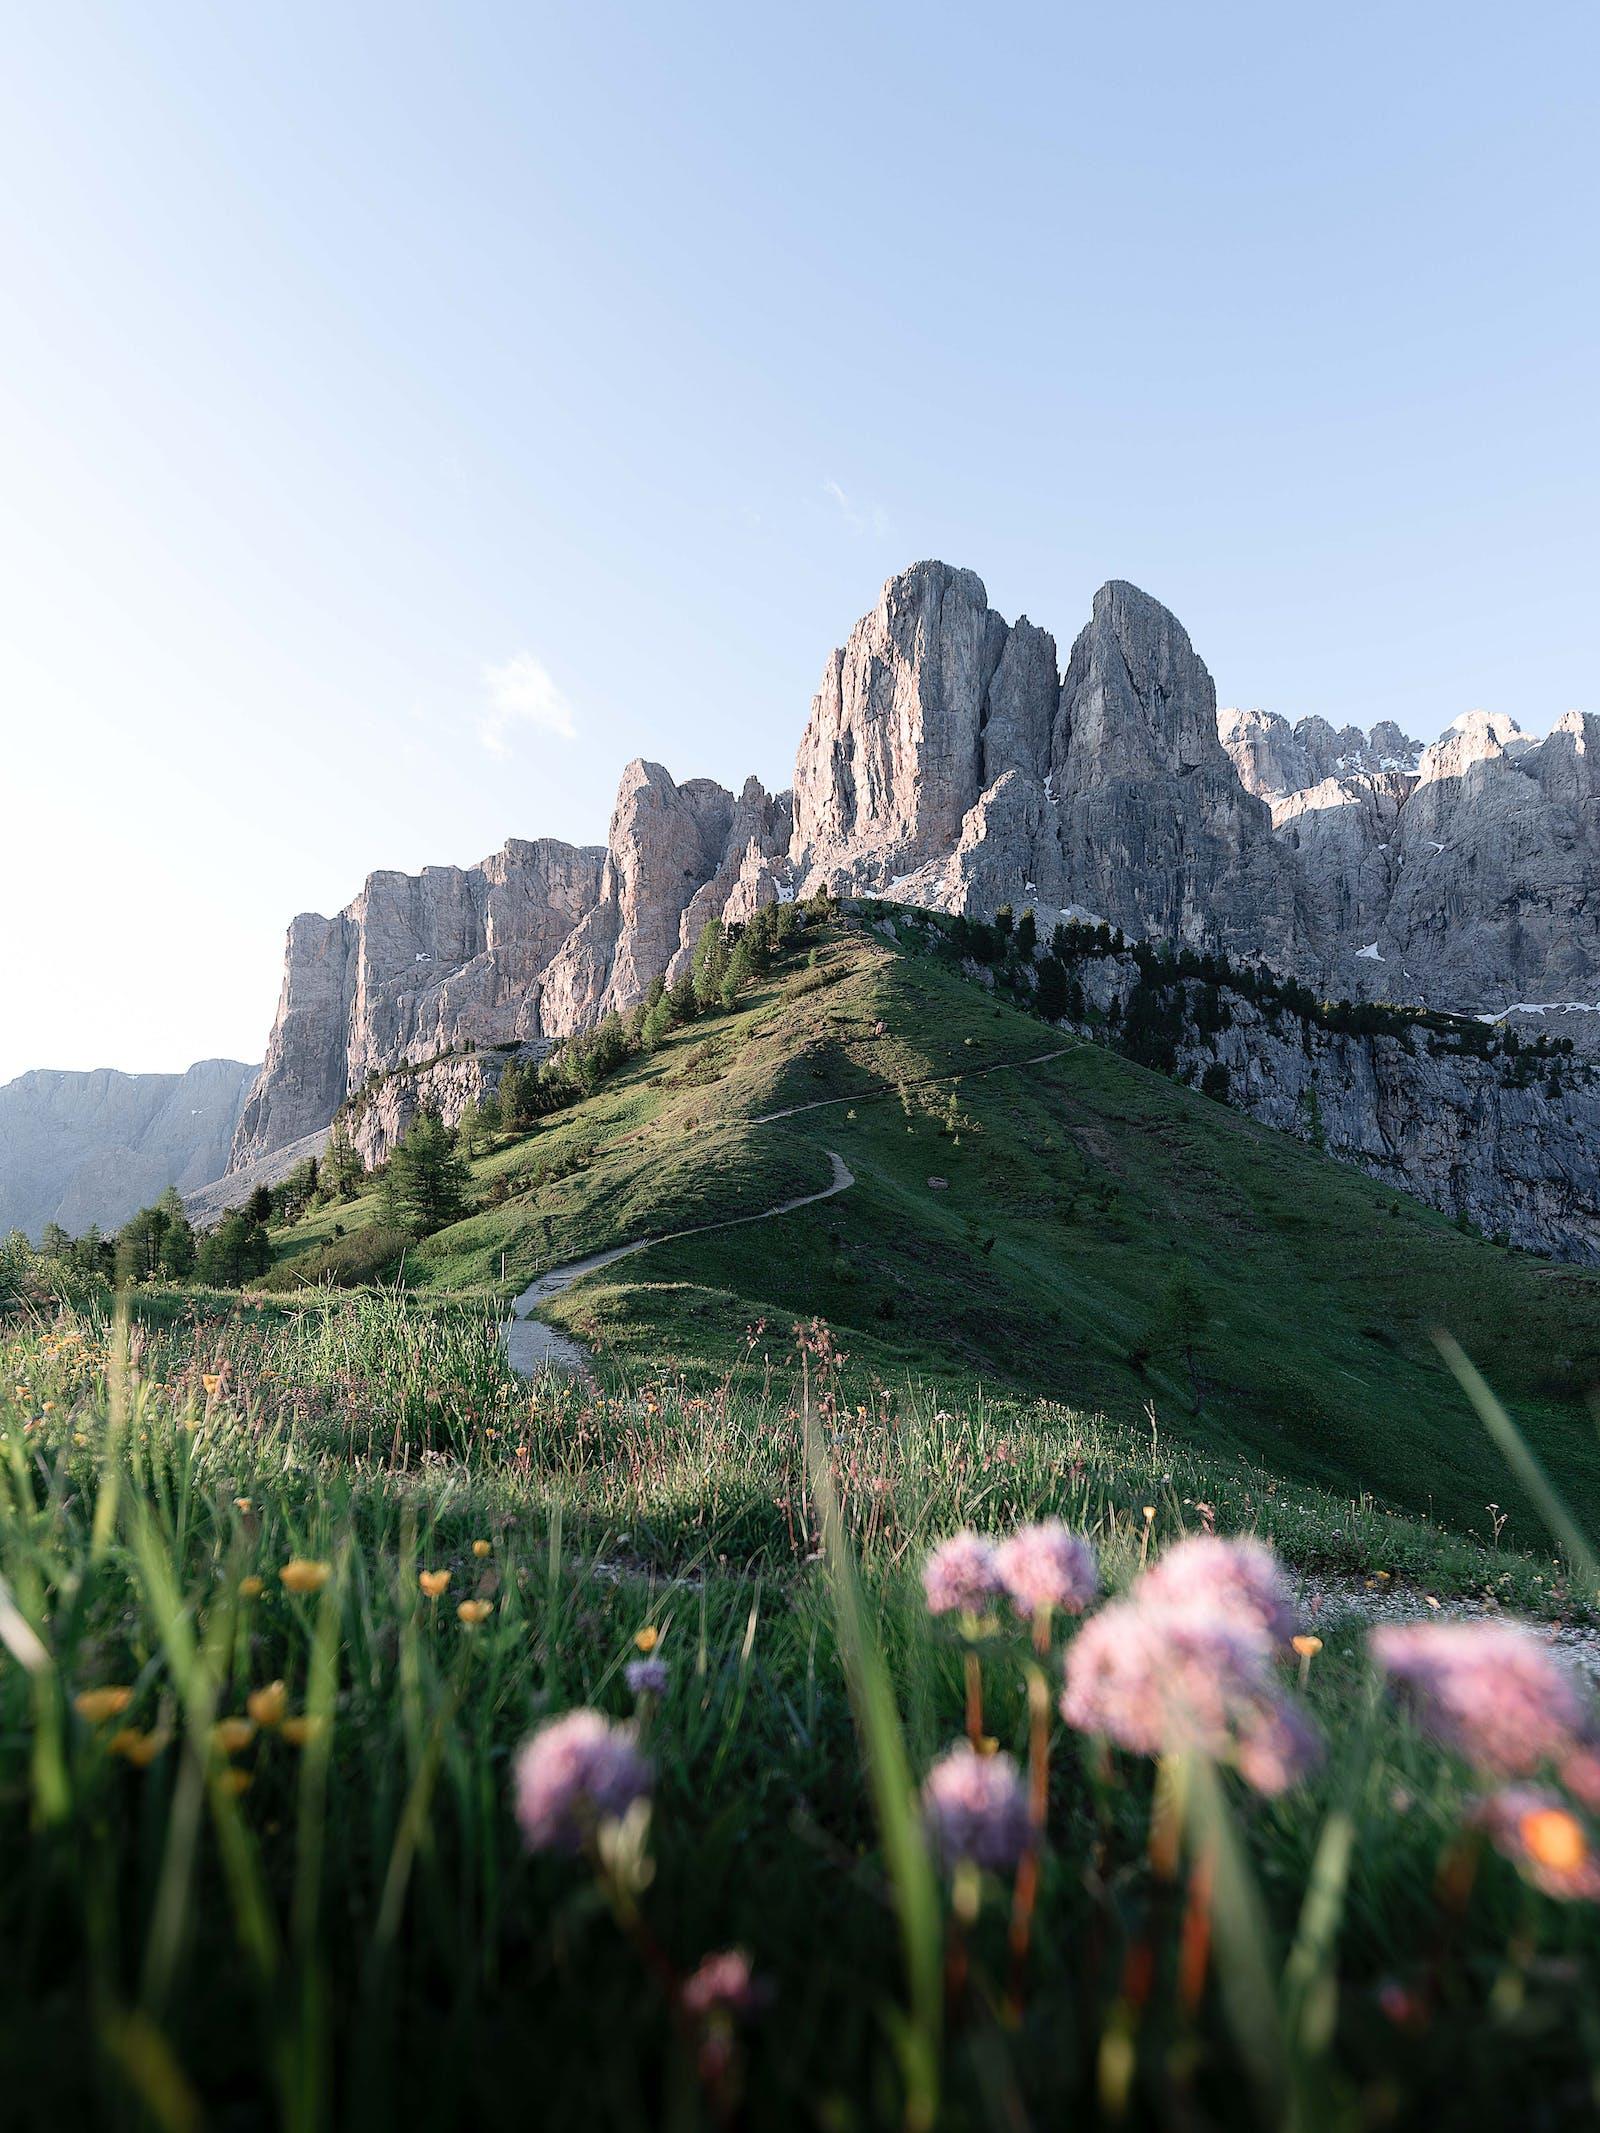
1522,1807,1588,1876
419,1569,451,1599
246,1680,288,1728
212,1717,256,1756
472,1539,492,1558
234,1496,253,1512
109,1727,170,1767
1291,1635,1323,1658
202,1374,222,1398
74,1687,134,1725
279,1559,331,1595
457,1600,494,1626
238,1575,264,1600
633,1626,660,1654
280,1716,326,1748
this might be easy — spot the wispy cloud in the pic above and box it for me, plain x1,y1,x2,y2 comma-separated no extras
823,477,889,538
479,652,578,755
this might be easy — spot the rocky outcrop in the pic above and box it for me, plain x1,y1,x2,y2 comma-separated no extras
231,763,794,1171
341,1045,553,1170
0,1059,256,1240
792,569,1304,963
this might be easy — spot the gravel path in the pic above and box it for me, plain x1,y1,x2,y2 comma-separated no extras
502,1149,855,1379
1296,1569,1600,1674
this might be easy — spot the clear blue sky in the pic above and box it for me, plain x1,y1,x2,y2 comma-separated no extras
2,0,1595,1084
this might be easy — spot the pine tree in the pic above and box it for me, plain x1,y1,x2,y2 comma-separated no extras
247,1184,273,1226
156,1186,197,1278
322,1122,364,1198
691,919,728,1012
382,1111,470,1235
1015,907,1037,958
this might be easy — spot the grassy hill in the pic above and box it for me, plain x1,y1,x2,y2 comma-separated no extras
269,911,1600,1545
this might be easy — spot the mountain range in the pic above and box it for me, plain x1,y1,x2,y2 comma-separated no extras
6,563,1596,1251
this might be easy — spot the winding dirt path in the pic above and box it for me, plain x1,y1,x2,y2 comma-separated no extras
501,1039,1085,1379
503,1150,855,1378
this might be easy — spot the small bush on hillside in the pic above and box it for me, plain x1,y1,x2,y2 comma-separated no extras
258,1222,411,1291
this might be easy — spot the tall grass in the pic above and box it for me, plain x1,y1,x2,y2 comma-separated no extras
3,1293,1599,2127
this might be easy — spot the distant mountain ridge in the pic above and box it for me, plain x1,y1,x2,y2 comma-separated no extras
0,1060,257,1241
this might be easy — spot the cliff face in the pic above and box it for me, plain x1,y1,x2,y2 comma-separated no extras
1040,941,1600,1262
215,557,1600,1258
0,1059,256,1240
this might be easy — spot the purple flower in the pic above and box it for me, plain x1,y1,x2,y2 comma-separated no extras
1136,1534,1296,1641
1061,1597,1321,1795
995,1522,1098,1620
1371,1621,1596,1779
1473,1787,1600,1901
921,1742,1032,1872
513,1710,653,1854
625,1657,669,1697
681,1947,767,2019
921,1531,1005,1618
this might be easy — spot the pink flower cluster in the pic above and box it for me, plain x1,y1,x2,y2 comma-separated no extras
921,1742,1033,1872
1137,1534,1296,1641
1062,1594,1320,1794
1371,1621,1599,1781
921,1531,1007,1617
923,1522,1098,1622
996,1521,1099,1620
681,1947,767,2019
514,1710,653,1854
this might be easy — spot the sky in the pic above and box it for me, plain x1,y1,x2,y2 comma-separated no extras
1,0,1596,1086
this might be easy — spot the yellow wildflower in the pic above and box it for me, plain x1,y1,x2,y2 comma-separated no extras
246,1681,288,1728
1291,1635,1323,1658
212,1717,256,1756
472,1539,492,1558
239,1575,264,1600
280,1716,326,1748
633,1626,660,1654
235,1497,253,1513
457,1600,494,1626
419,1569,451,1599
202,1374,222,1398
279,1559,331,1595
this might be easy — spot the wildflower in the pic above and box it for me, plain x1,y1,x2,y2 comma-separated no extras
1292,1634,1323,1658
74,1687,134,1725
681,1948,766,2019
212,1718,256,1756
457,1599,494,1625
279,1559,331,1595
1371,1621,1596,1778
473,1539,492,1558
202,1374,222,1397
1136,1534,1296,1640
995,1522,1097,1621
239,1576,264,1600
109,1727,170,1767
1062,1598,1321,1795
513,1710,653,1855
281,1716,325,1748
234,1497,252,1512
219,1769,252,1797
419,1569,451,1599
625,1657,669,1697
922,1532,1005,1618
246,1681,288,1728
921,1742,1032,1873
1475,1788,1600,1900
634,1625,660,1653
